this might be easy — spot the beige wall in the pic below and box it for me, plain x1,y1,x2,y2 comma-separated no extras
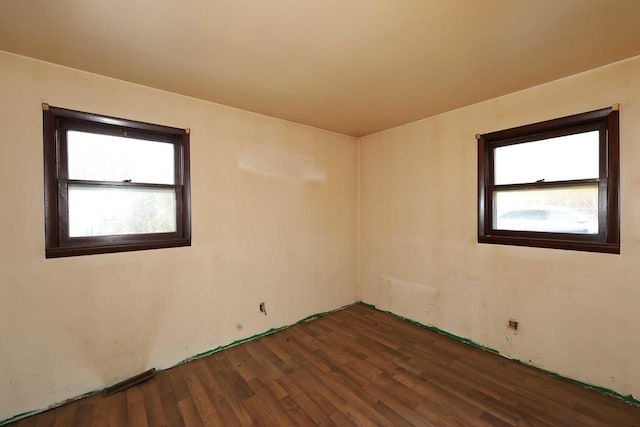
359,55,640,399
2,46,640,421
0,51,357,420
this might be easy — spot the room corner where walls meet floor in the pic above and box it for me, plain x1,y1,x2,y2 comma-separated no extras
357,301,640,409
4,299,639,426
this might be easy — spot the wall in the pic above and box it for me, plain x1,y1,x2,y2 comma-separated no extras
0,51,357,421
359,55,640,399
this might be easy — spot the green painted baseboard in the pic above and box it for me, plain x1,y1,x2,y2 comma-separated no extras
359,300,640,407
0,302,355,426
2,299,637,425
172,302,356,366
0,388,102,427
0,411,37,427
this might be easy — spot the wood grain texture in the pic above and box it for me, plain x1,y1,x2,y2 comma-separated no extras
9,304,640,426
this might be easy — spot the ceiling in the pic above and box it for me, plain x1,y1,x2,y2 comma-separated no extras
1,1,640,137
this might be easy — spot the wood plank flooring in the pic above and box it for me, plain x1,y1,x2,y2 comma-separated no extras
8,303,640,426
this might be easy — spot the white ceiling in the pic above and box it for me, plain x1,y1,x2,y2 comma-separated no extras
2,1,640,137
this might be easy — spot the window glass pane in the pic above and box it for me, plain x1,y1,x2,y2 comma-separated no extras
494,131,599,185
67,131,175,184
68,185,177,237
493,186,598,234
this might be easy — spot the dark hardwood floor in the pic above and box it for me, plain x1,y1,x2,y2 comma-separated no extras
8,303,640,426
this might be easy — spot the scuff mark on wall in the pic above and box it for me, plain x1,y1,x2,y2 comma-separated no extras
238,143,327,183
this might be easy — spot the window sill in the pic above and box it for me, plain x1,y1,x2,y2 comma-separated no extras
45,238,191,258
478,234,619,254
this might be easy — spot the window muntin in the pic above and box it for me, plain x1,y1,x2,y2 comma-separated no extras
478,107,619,253
43,106,191,258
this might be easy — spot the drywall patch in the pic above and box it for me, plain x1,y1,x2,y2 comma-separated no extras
238,143,327,183
359,301,640,408
379,276,439,323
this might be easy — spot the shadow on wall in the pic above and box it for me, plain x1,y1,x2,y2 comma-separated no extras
60,255,224,387
57,261,157,386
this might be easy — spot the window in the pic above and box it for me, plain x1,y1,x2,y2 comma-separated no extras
43,105,191,258
478,106,619,253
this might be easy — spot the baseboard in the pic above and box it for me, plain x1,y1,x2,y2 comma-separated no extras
359,300,640,407
0,388,101,427
0,301,357,426
6,298,635,426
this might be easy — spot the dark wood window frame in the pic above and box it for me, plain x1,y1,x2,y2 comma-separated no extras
478,107,620,254
43,105,191,258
